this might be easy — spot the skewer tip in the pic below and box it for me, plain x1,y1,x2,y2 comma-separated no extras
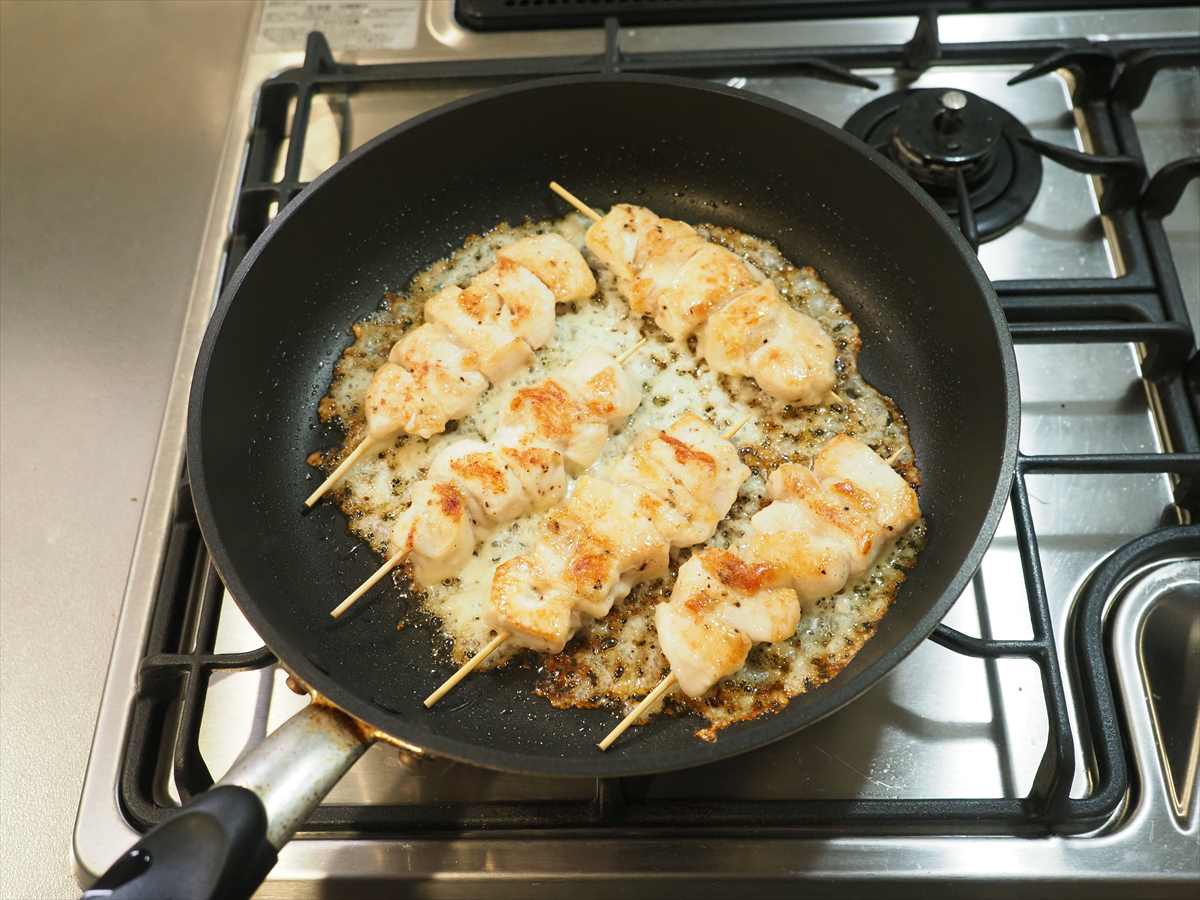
616,337,647,365
597,671,678,751
720,412,754,442
548,180,603,223
423,630,510,707
330,548,406,619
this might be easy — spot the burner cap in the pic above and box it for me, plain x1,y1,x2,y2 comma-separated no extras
891,90,1004,189
844,89,1043,243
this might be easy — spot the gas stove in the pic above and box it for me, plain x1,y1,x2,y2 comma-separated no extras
75,3,1199,896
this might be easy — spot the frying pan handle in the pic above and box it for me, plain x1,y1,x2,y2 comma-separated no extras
82,702,369,900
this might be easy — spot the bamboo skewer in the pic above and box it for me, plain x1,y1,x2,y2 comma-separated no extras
617,337,647,365
331,340,648,620
549,181,602,223
305,437,376,509
597,672,679,751
423,631,510,707
330,548,405,619
422,412,753,708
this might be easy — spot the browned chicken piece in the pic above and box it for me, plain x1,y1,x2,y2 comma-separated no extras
500,445,568,511
611,412,749,547
767,435,920,578
811,435,921,538
490,257,557,350
533,476,669,620
558,348,642,423
424,283,534,384
484,555,579,654
372,322,490,440
624,222,709,323
427,439,532,525
699,281,837,406
388,480,475,586
363,362,480,442
496,232,597,304
484,475,670,653
583,202,664,283
493,350,642,473
364,235,594,447
648,244,762,341
382,348,644,590
655,549,801,698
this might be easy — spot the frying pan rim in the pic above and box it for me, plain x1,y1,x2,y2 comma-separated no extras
187,73,1019,778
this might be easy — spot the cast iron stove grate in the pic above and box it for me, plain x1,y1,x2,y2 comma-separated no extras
453,0,1199,32
119,17,1200,839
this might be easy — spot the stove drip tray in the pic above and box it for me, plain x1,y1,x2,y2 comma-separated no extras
844,88,1043,243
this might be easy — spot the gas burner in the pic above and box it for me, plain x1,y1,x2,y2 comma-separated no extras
844,89,1043,243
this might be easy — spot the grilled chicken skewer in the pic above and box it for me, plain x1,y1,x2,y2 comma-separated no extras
329,341,646,618
424,411,753,707
549,182,838,407
306,233,597,508
598,434,920,750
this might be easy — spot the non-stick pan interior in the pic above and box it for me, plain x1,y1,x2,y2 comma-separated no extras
190,76,1017,777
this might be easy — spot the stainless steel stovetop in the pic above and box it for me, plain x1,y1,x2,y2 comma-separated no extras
75,3,1199,897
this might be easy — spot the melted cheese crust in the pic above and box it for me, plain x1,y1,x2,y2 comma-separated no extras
314,213,926,739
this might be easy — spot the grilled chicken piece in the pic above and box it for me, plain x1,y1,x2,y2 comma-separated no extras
367,236,593,445
812,435,921,538
364,362,476,442
486,476,669,651
490,258,557,350
485,410,742,655
699,282,837,406
587,204,758,339
497,232,597,304
746,501,854,606
493,378,598,471
611,412,750,547
494,350,642,473
655,550,801,698
537,476,669,619
559,348,641,424
383,321,490,427
387,321,477,375
761,435,920,584
424,284,533,383
428,439,530,525
388,480,475,586
647,435,918,699
584,203,661,281
764,462,821,503
649,244,762,341
364,363,417,442
500,445,567,511
625,222,708,321
484,555,579,654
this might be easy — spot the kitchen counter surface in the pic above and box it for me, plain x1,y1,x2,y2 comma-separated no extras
0,2,255,896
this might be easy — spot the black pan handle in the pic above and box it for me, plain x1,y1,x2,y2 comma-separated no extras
82,702,370,900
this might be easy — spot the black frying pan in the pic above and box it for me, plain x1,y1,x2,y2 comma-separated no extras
90,76,1018,899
